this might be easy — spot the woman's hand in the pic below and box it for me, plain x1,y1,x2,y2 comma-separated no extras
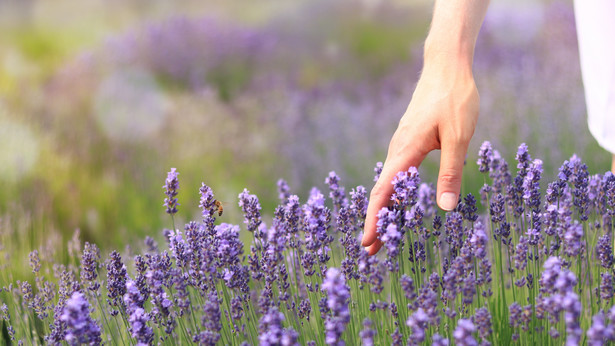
361,62,480,255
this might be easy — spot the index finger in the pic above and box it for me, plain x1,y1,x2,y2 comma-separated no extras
361,154,426,249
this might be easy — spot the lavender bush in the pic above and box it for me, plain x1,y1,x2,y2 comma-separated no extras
2,141,615,345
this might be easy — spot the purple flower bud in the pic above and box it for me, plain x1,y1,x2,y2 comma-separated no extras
359,318,376,346
373,162,383,182
477,141,493,173
390,167,420,208
322,268,350,345
163,168,179,215
406,308,429,344
80,242,101,294
325,171,348,212
473,307,492,341
453,319,477,346
432,333,449,346
588,311,615,346
564,222,583,257
514,236,529,271
601,273,613,301
29,250,41,274
106,251,127,314
238,188,262,233
61,292,102,345
470,222,488,259
277,179,291,203
597,234,613,268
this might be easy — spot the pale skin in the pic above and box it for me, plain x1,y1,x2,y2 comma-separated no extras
361,0,491,255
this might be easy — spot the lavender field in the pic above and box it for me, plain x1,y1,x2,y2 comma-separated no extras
3,143,615,345
1,0,613,344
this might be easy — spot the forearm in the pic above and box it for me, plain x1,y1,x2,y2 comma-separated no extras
424,0,490,72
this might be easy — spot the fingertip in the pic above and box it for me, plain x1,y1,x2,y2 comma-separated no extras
366,239,383,256
438,192,458,211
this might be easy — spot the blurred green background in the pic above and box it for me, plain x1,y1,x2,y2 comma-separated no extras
0,0,607,276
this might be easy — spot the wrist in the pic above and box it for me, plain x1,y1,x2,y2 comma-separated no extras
423,34,475,75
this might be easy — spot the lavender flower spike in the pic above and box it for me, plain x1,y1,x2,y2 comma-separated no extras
453,319,477,346
322,267,350,345
477,141,493,173
163,167,180,215
61,292,102,346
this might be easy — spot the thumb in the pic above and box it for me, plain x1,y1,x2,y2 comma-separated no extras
437,139,468,211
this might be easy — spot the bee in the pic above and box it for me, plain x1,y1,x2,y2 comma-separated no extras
214,200,224,216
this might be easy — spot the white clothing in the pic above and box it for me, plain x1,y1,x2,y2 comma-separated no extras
574,0,615,154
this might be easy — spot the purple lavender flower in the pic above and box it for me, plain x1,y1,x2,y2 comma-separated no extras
516,143,531,177
163,168,180,215
563,221,583,257
124,280,146,312
417,183,437,218
203,291,222,336
562,291,582,345
514,236,529,271
453,319,477,346
106,250,127,315
325,171,348,212
381,223,402,262
391,328,402,346
199,183,218,233
588,311,615,346
417,286,440,326
444,212,463,251
144,236,158,253
128,307,154,345
215,223,244,267
406,308,429,344
61,292,102,345
373,162,383,182
322,268,350,345
303,187,331,251
432,333,449,346
259,307,299,346
489,193,506,225
509,303,532,332
133,255,150,304
29,250,41,274
470,222,488,259
601,273,613,301
461,194,478,222
477,141,493,173
80,242,101,295
350,185,368,228
522,159,543,211
359,318,376,346
462,273,476,306
597,234,613,268
400,275,417,301
238,188,262,233
473,307,492,342
298,299,311,321
390,167,420,208
277,178,291,203
540,256,562,294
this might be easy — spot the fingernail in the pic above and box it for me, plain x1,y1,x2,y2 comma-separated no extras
440,192,457,211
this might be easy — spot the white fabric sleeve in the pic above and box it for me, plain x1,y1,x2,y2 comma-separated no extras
574,0,615,154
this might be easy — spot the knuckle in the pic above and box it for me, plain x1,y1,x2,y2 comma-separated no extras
370,181,387,200
439,172,462,186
